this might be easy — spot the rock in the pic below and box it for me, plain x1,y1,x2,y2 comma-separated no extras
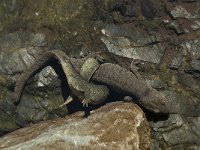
0,102,151,150
0,31,34,52
101,25,166,64
162,117,200,146
171,40,200,73
190,20,200,30
101,36,165,64
0,109,19,136
151,114,184,132
33,33,47,47
178,72,200,98
170,47,184,69
101,24,143,40
37,66,57,87
121,0,137,17
151,115,200,149
140,0,156,19
161,90,200,116
170,5,199,19
168,21,185,34
94,0,138,21
189,40,200,72
0,47,43,75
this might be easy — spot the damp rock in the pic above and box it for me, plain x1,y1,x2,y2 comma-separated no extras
101,36,165,64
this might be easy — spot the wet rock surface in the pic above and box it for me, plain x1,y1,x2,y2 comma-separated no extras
0,0,200,149
0,102,151,150
101,24,165,64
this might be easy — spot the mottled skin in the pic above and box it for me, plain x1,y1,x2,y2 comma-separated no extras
12,50,109,107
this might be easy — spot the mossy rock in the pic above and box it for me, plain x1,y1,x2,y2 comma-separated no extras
0,0,95,51
0,75,8,101
0,110,19,135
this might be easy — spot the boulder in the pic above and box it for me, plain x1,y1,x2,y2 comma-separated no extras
0,102,151,150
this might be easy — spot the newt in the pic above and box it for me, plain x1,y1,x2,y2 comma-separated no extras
11,50,109,107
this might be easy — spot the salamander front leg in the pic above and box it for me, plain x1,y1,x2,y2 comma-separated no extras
82,99,91,107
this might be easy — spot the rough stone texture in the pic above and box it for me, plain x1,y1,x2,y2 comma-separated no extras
37,66,57,87
161,90,200,116
0,31,33,51
101,36,165,64
178,72,200,98
0,102,151,150
140,0,156,19
0,47,42,75
190,20,200,30
0,31,48,75
101,24,165,64
168,21,185,34
189,40,200,72
171,40,200,72
170,5,199,19
170,47,184,69
33,33,47,47
151,115,200,149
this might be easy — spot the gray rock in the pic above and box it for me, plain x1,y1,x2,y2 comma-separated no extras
152,114,184,132
37,66,57,87
15,92,67,124
33,33,47,47
0,47,42,75
161,90,200,116
190,20,200,30
171,40,200,72
121,0,137,17
101,24,166,64
140,0,156,19
151,115,200,149
190,40,200,72
163,117,200,146
15,94,45,123
170,47,184,69
178,72,200,98
101,36,165,64
0,31,34,51
170,5,199,19
168,21,185,34
0,102,151,150
101,24,143,40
